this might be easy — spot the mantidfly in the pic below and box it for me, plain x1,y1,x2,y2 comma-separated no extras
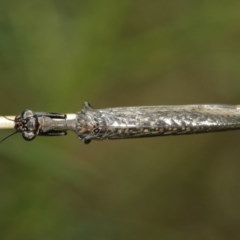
1,102,240,144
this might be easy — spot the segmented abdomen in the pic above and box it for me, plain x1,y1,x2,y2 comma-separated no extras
76,104,240,142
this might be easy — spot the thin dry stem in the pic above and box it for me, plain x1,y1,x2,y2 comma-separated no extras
0,116,15,129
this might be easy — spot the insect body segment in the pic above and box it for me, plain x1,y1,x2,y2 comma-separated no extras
75,104,240,142
15,110,39,140
15,110,68,140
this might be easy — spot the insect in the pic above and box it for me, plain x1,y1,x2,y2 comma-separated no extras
1,102,240,144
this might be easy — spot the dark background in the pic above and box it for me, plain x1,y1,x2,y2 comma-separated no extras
1,1,240,239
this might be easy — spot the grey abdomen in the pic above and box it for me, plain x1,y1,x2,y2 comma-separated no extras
76,104,240,142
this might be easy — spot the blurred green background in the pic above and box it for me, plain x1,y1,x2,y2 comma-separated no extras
1,0,240,239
